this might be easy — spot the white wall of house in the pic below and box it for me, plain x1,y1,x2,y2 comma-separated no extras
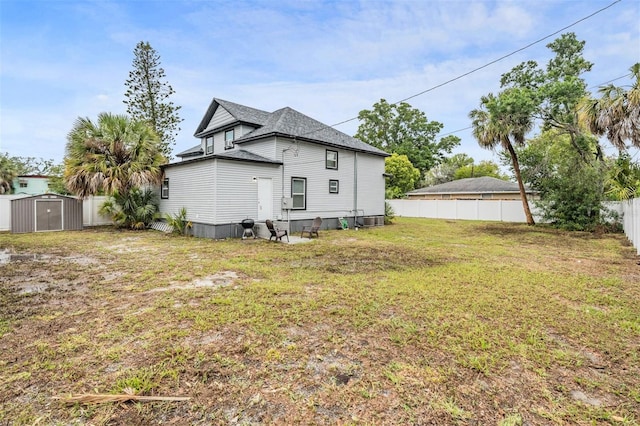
355,153,386,216
160,161,217,224
214,160,281,223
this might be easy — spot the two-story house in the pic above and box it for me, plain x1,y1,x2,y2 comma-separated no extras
159,98,389,239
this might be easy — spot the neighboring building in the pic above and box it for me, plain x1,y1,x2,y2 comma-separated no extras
12,175,51,195
160,98,389,239
406,176,537,200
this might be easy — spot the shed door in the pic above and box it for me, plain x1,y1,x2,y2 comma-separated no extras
257,178,273,221
36,200,63,231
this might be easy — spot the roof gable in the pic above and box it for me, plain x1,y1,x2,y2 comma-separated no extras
195,98,271,137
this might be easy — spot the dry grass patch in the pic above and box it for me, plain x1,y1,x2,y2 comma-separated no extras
0,218,638,425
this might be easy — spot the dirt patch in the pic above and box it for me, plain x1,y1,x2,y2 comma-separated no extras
146,271,239,292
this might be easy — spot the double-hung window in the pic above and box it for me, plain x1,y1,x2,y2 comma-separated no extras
205,137,213,154
225,129,235,149
291,177,306,210
329,179,339,194
161,178,169,199
326,149,338,169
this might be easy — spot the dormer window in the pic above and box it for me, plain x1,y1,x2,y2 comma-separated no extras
205,137,213,154
225,129,235,150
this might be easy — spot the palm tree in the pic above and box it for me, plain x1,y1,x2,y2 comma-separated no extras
469,90,536,225
0,154,18,194
65,113,165,228
65,112,165,199
579,63,640,150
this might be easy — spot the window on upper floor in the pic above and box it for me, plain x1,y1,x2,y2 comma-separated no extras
326,150,338,169
161,178,169,199
329,179,339,194
291,177,306,210
205,137,213,155
19,181,28,188
225,129,235,150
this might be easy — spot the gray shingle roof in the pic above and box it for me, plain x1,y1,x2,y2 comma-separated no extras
214,149,281,164
193,98,388,157
163,149,281,169
176,144,203,158
236,107,388,156
408,176,531,194
194,98,271,137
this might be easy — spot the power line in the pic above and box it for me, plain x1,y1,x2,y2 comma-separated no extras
328,0,622,130
436,72,634,138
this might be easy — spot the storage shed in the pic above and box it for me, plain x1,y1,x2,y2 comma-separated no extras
11,194,83,233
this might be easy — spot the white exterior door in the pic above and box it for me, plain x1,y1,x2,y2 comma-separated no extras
257,178,273,221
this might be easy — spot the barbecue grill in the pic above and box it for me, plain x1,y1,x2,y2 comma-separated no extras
240,218,256,239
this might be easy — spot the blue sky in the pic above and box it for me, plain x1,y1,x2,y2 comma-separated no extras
1,0,639,167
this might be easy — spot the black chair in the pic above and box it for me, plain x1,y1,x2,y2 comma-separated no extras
266,220,289,242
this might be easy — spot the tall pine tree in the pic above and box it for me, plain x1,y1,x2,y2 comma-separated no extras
124,41,182,159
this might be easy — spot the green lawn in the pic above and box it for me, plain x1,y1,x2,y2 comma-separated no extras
0,218,638,425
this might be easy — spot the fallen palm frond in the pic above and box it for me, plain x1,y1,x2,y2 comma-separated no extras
54,392,190,405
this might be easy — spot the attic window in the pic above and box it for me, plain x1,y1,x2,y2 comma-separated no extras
205,137,213,155
225,129,235,150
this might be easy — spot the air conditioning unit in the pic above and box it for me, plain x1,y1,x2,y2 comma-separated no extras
281,197,293,209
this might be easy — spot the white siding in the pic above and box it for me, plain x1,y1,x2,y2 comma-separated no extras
204,106,234,132
355,153,386,216
159,161,217,224
214,160,280,223
279,140,384,220
241,138,278,159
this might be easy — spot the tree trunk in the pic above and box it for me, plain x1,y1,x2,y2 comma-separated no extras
505,140,535,225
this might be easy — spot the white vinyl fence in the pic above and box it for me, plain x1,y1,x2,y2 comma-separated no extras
387,199,542,223
388,198,639,255
622,198,640,255
0,195,111,231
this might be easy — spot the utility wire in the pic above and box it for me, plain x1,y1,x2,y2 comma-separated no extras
436,72,634,138
327,0,622,131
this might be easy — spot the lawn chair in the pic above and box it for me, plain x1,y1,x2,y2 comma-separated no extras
301,217,322,238
266,220,289,242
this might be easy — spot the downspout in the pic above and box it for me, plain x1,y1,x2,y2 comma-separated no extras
353,151,358,219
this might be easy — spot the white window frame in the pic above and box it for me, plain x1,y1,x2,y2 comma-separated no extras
329,179,339,194
225,129,235,150
161,178,169,199
291,177,306,210
326,149,338,169
205,137,213,154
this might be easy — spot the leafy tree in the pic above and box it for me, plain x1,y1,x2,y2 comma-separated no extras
124,41,182,159
535,155,606,231
65,112,165,228
469,89,537,225
384,153,421,198
579,63,640,150
501,33,597,161
423,153,474,186
0,153,18,194
454,160,507,180
503,130,609,230
355,99,460,175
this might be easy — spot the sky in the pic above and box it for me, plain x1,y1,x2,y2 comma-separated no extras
1,0,639,169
